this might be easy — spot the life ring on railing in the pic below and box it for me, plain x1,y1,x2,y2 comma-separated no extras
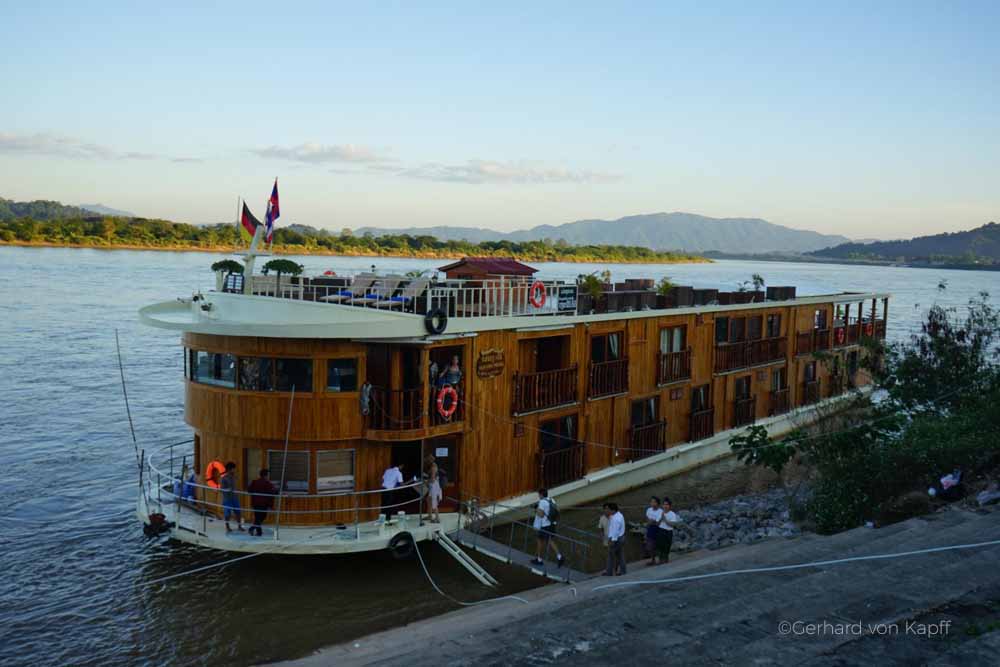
835,327,846,346
529,281,546,308
205,460,225,489
424,307,448,335
388,531,416,560
436,385,458,419
864,322,874,337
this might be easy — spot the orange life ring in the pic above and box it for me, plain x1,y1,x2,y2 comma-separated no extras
205,460,225,489
864,323,874,337
436,385,458,419
835,327,846,345
529,281,546,308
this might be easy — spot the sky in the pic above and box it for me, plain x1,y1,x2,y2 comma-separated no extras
1,1,997,240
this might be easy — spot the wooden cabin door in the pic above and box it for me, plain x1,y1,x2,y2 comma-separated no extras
428,435,460,510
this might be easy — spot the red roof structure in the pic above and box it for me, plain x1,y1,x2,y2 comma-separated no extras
438,257,538,280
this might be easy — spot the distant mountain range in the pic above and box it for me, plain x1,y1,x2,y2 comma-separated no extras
811,222,1000,263
0,197,90,221
80,203,136,217
356,212,852,254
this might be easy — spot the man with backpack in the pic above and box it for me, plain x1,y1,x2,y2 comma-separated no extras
531,488,565,567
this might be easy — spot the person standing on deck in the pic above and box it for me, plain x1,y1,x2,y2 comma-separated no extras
220,462,245,533
604,502,626,576
247,469,276,537
424,455,442,523
597,502,611,546
381,463,405,515
531,488,565,567
657,496,683,564
439,355,462,387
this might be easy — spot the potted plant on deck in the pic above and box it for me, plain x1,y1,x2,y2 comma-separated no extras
261,258,305,298
577,273,607,314
211,259,244,291
655,276,675,309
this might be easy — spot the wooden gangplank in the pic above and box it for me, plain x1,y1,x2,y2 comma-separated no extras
452,529,591,584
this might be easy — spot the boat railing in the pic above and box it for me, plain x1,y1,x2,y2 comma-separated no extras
733,395,756,428
457,494,598,574
367,385,424,430
144,440,430,539
802,379,821,406
229,274,578,320
769,386,790,416
656,348,692,385
627,419,668,461
538,442,587,489
689,407,714,442
588,357,629,398
512,364,579,415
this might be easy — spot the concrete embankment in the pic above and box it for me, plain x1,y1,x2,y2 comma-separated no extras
274,505,1000,666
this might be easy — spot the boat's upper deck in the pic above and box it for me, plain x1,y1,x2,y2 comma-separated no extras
140,267,889,340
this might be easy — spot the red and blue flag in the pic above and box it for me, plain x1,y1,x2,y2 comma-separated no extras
265,179,280,243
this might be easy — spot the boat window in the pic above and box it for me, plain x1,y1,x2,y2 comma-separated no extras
735,375,751,400
267,450,310,493
748,316,763,341
659,326,686,353
275,358,313,392
326,359,359,392
729,317,746,343
539,415,577,452
813,309,828,330
805,361,817,382
317,450,355,493
591,332,622,363
691,384,711,412
631,396,659,427
714,317,729,343
771,368,787,391
189,350,236,387
239,357,275,391
766,314,781,338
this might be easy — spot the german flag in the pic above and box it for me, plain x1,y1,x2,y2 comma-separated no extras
240,202,261,243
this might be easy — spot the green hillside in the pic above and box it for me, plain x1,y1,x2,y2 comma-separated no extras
811,222,1000,265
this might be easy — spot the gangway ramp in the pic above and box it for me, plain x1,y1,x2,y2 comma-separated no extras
433,530,498,587
452,529,590,584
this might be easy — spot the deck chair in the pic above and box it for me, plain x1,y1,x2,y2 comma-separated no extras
348,275,406,305
375,278,429,309
318,273,376,303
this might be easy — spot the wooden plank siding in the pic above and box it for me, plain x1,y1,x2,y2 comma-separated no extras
181,298,882,524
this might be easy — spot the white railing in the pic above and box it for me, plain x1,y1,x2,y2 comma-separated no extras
219,274,578,319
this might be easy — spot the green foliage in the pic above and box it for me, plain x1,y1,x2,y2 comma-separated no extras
261,259,304,276
730,425,796,477
656,276,675,296
577,273,604,299
0,216,708,264
211,259,244,274
752,273,765,290
804,289,1000,534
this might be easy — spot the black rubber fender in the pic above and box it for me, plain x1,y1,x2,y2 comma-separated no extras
424,307,448,335
388,531,416,560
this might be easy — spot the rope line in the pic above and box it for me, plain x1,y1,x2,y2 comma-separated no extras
413,539,530,607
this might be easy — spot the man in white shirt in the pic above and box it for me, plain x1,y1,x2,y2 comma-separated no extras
604,502,626,576
381,463,405,514
657,496,683,563
531,488,564,567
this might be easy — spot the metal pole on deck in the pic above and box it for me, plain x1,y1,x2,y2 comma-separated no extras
274,386,296,542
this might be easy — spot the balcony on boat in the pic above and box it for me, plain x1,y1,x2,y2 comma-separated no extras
769,387,790,416
512,365,578,415
656,348,692,385
715,337,785,373
689,408,715,442
733,395,756,428
589,358,629,398
801,379,821,406
539,442,586,489
796,329,831,356
367,386,424,430
627,419,668,461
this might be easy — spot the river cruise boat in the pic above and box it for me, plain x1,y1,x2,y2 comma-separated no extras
138,251,888,556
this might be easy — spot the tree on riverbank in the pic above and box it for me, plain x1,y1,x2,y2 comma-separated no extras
0,216,708,264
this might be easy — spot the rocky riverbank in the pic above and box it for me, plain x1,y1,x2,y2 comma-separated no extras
629,487,802,553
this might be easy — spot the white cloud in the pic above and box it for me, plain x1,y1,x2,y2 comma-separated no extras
0,131,201,163
252,142,383,164
392,159,621,185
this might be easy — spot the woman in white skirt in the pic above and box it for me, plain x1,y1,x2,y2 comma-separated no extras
425,454,442,523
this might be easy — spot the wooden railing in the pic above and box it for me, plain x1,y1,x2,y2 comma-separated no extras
715,341,750,373
656,348,692,385
512,365,578,415
429,380,464,426
733,396,756,428
748,337,787,366
847,321,861,344
796,329,831,356
589,357,629,398
627,420,668,461
769,387,790,416
874,319,887,339
689,408,715,442
828,374,844,397
368,386,423,430
801,379,820,406
539,443,586,488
